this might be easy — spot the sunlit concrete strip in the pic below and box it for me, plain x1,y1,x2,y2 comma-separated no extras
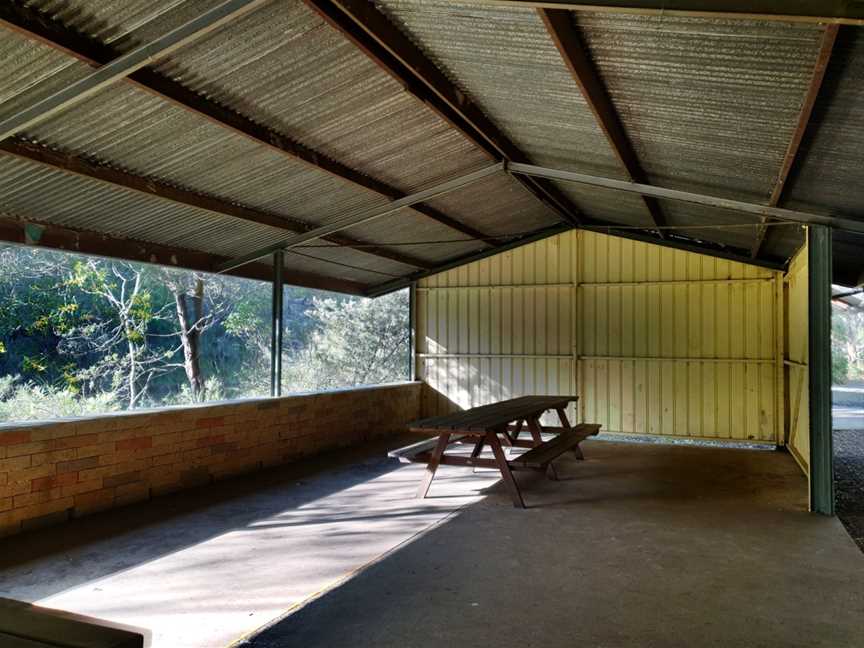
3,451,501,648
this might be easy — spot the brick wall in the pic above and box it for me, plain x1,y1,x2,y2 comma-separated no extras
0,382,420,538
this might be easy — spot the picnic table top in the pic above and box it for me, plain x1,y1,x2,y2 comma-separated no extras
408,395,576,433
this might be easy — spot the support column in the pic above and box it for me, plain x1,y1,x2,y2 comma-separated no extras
408,282,417,382
270,250,284,397
808,225,834,514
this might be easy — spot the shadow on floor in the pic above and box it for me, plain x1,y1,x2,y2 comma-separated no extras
239,441,864,648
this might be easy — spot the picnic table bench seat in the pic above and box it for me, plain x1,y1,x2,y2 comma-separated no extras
395,396,602,508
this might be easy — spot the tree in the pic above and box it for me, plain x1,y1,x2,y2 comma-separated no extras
62,260,181,408
283,290,409,391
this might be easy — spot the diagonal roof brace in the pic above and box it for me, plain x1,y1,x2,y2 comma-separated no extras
217,162,506,273
0,0,271,143
509,162,864,235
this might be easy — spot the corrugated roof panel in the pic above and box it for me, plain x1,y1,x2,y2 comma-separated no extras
375,0,625,181
420,173,562,237
0,154,297,259
0,28,90,116
576,12,824,203
150,0,492,194
22,0,225,45
651,199,805,260
553,181,655,227
283,242,411,285
11,77,392,227
784,28,864,218
340,209,486,265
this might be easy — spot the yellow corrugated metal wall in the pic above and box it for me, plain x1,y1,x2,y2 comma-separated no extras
785,238,810,476
416,230,785,443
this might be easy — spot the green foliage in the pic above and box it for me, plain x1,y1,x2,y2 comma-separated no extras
833,301,864,385
0,244,409,422
283,290,409,392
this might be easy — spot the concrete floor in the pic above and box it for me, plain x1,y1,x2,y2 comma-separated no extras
2,438,863,648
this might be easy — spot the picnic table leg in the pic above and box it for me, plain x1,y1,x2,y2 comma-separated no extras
527,416,559,481
510,419,524,443
470,437,485,473
556,407,584,460
417,432,450,499
486,431,525,509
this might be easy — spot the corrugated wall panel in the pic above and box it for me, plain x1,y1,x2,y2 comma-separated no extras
785,241,810,476
417,230,783,443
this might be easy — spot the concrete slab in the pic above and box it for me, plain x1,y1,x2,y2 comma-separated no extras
0,437,501,648
241,442,864,648
2,438,862,648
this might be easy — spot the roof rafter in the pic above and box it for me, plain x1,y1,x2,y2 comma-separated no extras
538,8,667,238
303,0,589,228
751,24,839,259
0,1,491,249
1,139,435,270
0,218,368,295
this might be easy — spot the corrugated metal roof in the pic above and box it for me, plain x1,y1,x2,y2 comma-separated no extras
372,2,661,229
576,12,823,204
0,154,289,258
784,27,864,217
151,0,493,194
341,209,486,264
375,0,626,181
420,173,562,237
0,0,861,290
24,0,228,45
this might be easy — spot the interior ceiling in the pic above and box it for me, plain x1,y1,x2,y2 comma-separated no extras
0,0,862,295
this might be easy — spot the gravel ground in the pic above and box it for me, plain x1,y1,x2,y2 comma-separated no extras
834,428,864,551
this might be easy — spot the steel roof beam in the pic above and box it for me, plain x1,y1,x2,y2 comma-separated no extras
0,3,491,250
1,140,434,270
509,161,864,235
539,8,667,238
304,0,586,228
751,24,839,259
0,218,368,295
0,0,271,142
459,1,864,26
218,163,505,272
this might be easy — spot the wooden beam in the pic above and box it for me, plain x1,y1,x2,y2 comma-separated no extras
0,218,368,295
0,2,490,247
0,139,434,270
751,24,838,258
457,1,864,26
539,8,666,237
304,0,587,227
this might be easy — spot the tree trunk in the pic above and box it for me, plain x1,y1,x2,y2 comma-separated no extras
175,276,205,401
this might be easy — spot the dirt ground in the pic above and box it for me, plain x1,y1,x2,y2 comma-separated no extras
834,428,864,551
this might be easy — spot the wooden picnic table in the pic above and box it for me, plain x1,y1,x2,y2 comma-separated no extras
391,396,600,508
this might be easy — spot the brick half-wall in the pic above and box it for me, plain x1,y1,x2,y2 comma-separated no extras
0,382,420,538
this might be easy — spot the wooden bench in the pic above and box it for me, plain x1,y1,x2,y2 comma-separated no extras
388,434,467,464
0,597,148,647
508,424,601,470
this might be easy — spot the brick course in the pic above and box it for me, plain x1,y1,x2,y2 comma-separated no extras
0,382,420,538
